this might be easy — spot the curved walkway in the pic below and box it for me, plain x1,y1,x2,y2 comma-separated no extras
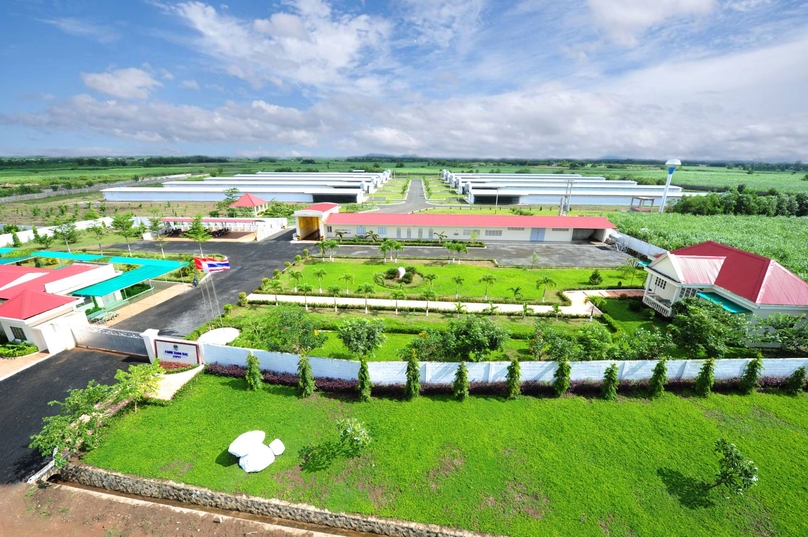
247,288,644,316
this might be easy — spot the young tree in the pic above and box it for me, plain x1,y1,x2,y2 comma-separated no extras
671,298,749,358
391,240,404,262
298,355,315,397
148,214,169,259
86,222,107,255
111,212,138,256
264,306,326,356
505,358,521,399
453,361,470,401
479,274,497,301
357,358,373,402
379,239,392,262
507,286,523,301
245,352,263,391
714,438,758,496
289,270,303,293
340,273,354,294
739,356,764,394
114,361,165,412
323,238,339,261
356,282,375,314
298,283,314,311
405,349,420,400
315,240,327,261
32,226,54,250
648,358,668,398
602,363,619,401
52,217,80,253
757,313,808,354
783,366,806,395
536,275,557,302
423,273,437,290
313,268,327,294
553,359,571,397
695,358,715,396
389,287,406,315
447,315,509,361
452,276,465,300
338,318,386,360
588,269,603,285
327,285,341,312
420,289,437,317
267,279,283,306
184,214,211,256
11,232,21,248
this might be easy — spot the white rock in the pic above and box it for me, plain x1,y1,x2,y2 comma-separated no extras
268,438,285,456
228,430,265,458
239,444,275,473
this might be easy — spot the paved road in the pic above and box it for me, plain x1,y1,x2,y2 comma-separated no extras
376,178,430,213
333,241,630,267
112,230,304,336
0,349,145,484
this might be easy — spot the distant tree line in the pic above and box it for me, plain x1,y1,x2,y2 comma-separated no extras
0,156,227,168
670,186,808,217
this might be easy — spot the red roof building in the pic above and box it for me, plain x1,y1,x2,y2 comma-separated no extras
643,241,808,317
229,193,268,215
0,289,79,320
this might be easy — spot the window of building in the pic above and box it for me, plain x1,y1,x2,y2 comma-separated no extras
679,287,698,299
507,227,525,231
378,227,387,235
654,277,667,290
10,326,26,341
326,226,332,233
357,226,365,235
551,228,570,232
485,230,503,237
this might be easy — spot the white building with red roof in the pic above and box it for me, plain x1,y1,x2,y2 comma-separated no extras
642,241,808,318
229,193,268,216
293,203,614,242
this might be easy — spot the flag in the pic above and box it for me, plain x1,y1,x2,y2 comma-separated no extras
194,257,231,273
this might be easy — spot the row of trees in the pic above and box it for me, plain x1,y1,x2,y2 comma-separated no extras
670,188,808,217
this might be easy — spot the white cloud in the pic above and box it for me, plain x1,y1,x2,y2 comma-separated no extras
181,79,200,90
159,68,175,80
398,0,485,50
588,0,716,46
170,1,391,89
81,68,163,99
40,18,118,44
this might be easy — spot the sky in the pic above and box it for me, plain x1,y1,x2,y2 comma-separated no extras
0,0,806,160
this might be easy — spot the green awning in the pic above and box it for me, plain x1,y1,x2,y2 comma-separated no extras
72,258,187,297
33,251,105,261
0,256,35,265
697,292,751,314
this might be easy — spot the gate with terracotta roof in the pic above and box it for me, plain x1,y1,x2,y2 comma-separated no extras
71,326,149,357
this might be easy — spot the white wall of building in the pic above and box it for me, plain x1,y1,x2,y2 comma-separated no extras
324,223,606,243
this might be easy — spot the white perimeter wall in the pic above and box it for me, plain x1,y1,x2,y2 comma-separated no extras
201,343,808,385
0,217,114,248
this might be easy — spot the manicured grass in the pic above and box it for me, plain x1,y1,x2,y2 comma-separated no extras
86,374,808,537
280,260,626,304
599,298,666,334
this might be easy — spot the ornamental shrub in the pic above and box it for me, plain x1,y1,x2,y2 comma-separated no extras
552,359,571,397
588,269,603,285
739,356,764,394
602,363,619,401
405,349,420,400
695,358,715,396
238,292,248,307
357,358,373,402
297,355,315,398
648,358,667,398
783,366,806,395
245,352,262,391
453,362,469,401
336,418,371,455
505,358,521,399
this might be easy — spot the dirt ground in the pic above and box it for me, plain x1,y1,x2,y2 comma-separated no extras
0,482,340,537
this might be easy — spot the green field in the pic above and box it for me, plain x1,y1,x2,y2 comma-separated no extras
278,260,628,303
610,213,808,279
84,373,808,537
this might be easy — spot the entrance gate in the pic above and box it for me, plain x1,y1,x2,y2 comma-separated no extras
72,326,149,357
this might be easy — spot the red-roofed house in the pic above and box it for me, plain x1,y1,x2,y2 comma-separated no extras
293,204,614,243
642,241,808,318
229,193,268,215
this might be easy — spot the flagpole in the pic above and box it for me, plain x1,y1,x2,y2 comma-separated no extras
209,273,224,328
194,257,215,331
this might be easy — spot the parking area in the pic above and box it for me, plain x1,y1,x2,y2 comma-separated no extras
333,241,631,266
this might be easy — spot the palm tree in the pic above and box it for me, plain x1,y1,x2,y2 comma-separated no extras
313,268,327,294
486,301,499,315
522,303,530,319
479,274,497,301
389,287,406,315
423,273,437,291
299,283,314,311
452,276,465,300
454,302,466,317
445,241,457,263
507,286,523,301
340,273,354,294
435,231,447,244
364,230,379,243
379,240,392,262
454,242,468,263
335,230,346,242
421,290,437,317
536,275,557,302
373,272,386,288
323,239,339,261
267,279,283,306
289,271,303,293
327,285,342,313
357,283,375,314
391,240,404,262
316,240,327,261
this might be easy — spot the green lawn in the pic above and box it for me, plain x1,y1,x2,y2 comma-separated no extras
85,374,808,537
280,260,627,304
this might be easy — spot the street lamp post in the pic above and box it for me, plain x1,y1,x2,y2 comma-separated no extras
659,158,681,212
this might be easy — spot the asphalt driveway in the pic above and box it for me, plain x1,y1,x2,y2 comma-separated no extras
0,349,145,484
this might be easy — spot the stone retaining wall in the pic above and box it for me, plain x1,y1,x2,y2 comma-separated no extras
58,464,500,537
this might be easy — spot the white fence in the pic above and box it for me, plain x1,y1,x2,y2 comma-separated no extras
201,343,808,385
0,217,114,248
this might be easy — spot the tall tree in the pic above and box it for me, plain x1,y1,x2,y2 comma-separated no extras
148,213,169,259
452,276,465,300
312,268,327,294
184,214,211,257
340,273,354,294
289,271,303,293
338,318,386,360
536,275,557,302
356,283,375,314
86,222,107,255
327,285,342,313
479,274,497,301
389,287,406,315
420,289,437,317
111,212,137,256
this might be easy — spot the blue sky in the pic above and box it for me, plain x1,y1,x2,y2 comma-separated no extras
1,0,806,160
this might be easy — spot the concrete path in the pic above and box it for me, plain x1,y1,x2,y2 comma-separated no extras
0,352,53,382
104,282,192,327
248,290,640,316
374,178,431,213
153,365,204,401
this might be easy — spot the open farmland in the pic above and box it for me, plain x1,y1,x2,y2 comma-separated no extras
610,213,808,279
85,373,808,537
